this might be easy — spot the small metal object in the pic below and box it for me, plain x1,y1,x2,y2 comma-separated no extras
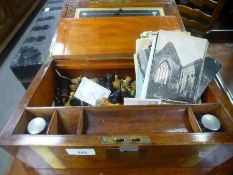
113,137,124,142
130,137,141,142
27,117,47,134
201,114,221,131
101,136,151,144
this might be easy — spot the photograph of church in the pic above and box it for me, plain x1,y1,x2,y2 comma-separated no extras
146,42,203,103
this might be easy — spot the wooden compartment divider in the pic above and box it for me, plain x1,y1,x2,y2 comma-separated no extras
46,110,58,135
188,107,202,133
77,109,84,135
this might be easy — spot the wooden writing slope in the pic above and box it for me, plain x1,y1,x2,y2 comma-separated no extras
1,1,233,175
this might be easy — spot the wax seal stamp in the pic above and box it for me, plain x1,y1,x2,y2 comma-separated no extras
27,117,47,134
201,114,221,132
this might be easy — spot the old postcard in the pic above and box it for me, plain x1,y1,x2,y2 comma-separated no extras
142,31,208,103
197,56,222,99
135,34,158,97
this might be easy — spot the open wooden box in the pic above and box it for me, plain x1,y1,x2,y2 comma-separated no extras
1,0,233,174
1,59,233,172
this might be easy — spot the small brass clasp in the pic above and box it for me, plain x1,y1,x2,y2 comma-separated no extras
101,136,150,144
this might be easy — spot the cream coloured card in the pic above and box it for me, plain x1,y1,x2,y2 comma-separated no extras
74,77,111,106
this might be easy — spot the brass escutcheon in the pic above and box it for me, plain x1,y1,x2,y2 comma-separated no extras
101,136,150,144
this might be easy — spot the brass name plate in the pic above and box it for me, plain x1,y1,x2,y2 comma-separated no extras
101,136,151,144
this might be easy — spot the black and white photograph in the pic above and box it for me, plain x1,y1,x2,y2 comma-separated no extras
144,31,208,103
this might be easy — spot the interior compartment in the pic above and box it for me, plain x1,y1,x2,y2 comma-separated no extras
81,107,195,135
26,59,221,108
191,104,233,132
27,59,135,107
55,108,83,135
13,108,55,134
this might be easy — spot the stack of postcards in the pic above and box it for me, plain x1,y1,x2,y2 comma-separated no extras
133,30,222,104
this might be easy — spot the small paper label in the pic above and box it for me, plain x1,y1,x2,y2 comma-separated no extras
66,149,96,156
74,77,111,106
124,98,161,105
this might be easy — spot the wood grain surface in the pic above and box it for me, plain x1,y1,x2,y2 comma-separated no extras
52,16,180,59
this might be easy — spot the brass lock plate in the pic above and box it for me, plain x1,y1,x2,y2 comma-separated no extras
101,136,151,144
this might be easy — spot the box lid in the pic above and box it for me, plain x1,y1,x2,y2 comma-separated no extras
51,16,181,60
